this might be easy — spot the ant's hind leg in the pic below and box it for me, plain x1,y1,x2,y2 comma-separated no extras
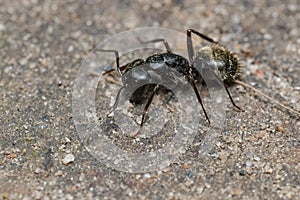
189,79,211,124
137,38,172,53
225,86,243,111
93,48,122,77
93,49,127,115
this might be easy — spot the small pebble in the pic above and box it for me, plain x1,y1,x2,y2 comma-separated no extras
2,193,9,199
263,33,272,40
0,22,5,31
275,125,287,134
38,122,47,129
8,153,16,159
182,163,191,169
55,170,63,176
29,62,36,69
186,170,194,178
218,152,228,162
62,154,75,165
274,174,282,180
245,160,252,167
135,174,141,179
231,188,243,196
67,45,74,52
34,167,41,174
253,156,260,161
264,165,273,174
19,58,28,65
34,191,42,199
239,169,247,176
65,137,71,143
144,173,151,179
65,194,74,200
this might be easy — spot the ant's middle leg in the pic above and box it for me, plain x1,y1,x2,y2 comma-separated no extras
140,84,160,127
137,38,172,53
188,78,211,124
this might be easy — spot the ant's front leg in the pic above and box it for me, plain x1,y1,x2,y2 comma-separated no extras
94,48,122,77
186,29,218,63
224,86,243,111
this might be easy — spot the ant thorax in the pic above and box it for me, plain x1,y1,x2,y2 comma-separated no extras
194,45,241,85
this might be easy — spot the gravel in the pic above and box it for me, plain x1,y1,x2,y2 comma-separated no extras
0,0,299,199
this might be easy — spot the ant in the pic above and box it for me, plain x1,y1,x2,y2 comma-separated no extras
97,29,300,133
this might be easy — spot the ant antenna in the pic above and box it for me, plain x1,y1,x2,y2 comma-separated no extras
234,80,300,116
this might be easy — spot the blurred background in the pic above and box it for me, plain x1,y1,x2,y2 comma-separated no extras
0,0,299,199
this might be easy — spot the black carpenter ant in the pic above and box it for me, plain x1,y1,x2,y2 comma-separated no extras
97,29,242,128
97,29,300,130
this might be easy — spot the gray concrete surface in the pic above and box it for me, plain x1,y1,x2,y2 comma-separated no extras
0,0,299,199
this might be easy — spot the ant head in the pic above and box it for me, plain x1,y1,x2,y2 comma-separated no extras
210,44,241,85
193,45,241,85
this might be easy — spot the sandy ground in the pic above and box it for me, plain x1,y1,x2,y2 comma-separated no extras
0,0,300,199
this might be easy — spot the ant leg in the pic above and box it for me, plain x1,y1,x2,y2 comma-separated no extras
189,78,211,124
140,84,160,127
94,49,124,114
93,48,122,77
187,29,218,43
225,86,243,111
186,29,218,63
107,86,124,115
137,38,172,53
